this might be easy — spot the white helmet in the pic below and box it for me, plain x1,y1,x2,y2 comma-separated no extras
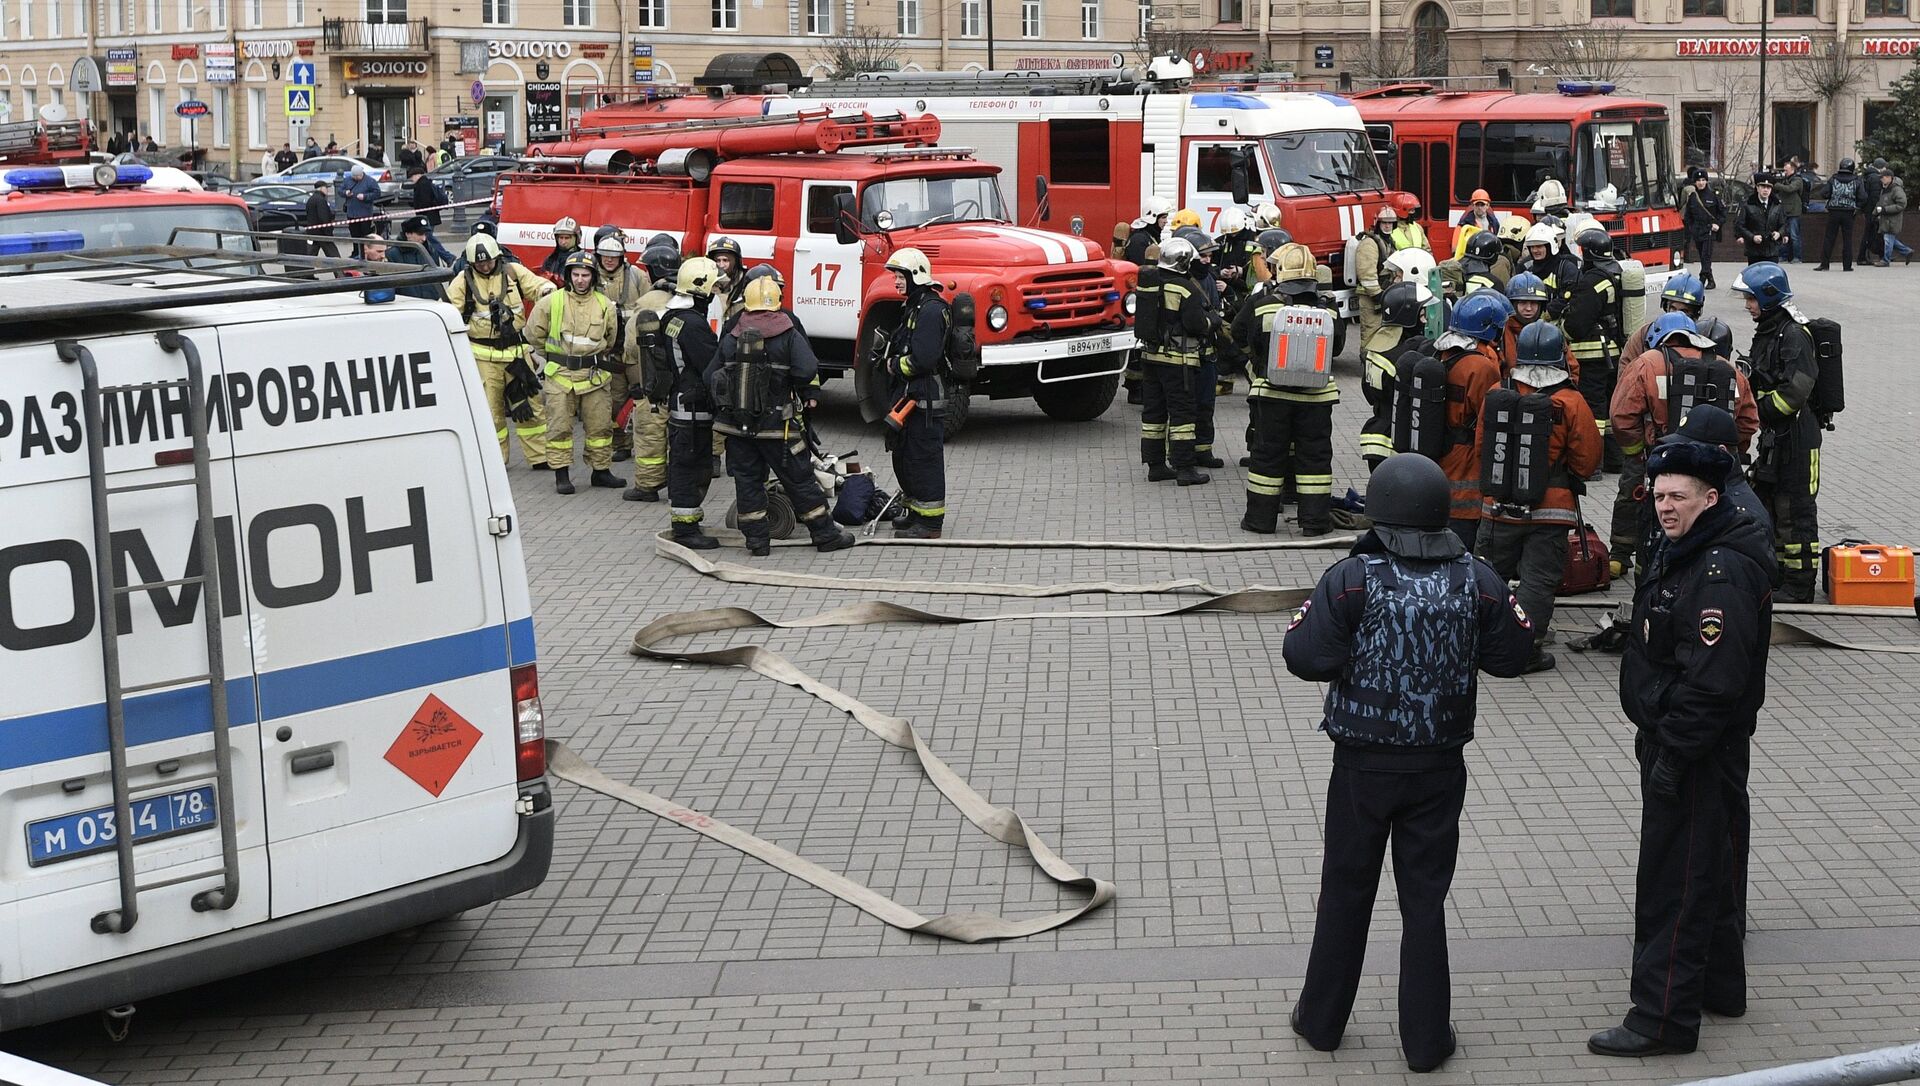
1156,235,1197,273
1135,195,1175,229
1385,247,1437,285
1532,178,1568,213
553,216,579,238
1218,208,1248,235
463,233,503,264
1523,222,1560,251
884,246,934,287
1562,213,1601,258
593,234,625,260
1252,203,1282,228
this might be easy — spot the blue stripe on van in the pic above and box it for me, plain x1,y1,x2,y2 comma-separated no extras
2,619,536,772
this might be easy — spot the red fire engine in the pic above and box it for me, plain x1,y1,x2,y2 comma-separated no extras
0,118,253,248
496,109,1136,429
1350,81,1685,283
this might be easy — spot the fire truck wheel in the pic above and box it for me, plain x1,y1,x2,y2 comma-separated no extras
1032,372,1121,423
942,384,971,440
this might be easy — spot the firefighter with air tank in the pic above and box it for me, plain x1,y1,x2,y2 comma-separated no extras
446,232,555,469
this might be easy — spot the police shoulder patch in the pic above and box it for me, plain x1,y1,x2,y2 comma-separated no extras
1288,600,1311,631
1699,607,1725,646
1510,595,1532,630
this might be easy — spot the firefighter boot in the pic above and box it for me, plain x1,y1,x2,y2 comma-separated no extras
624,484,661,502
807,515,856,553
1295,494,1332,537
1177,466,1212,486
1241,492,1281,534
741,526,771,557
670,522,720,551
1143,440,1176,482
590,469,624,489
553,468,576,495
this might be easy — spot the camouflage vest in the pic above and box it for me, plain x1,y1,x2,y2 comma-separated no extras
1323,552,1481,747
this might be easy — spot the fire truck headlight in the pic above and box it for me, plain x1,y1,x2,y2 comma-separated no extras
987,304,1009,331
1123,290,1137,315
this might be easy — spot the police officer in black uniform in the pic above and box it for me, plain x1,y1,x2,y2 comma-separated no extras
660,256,724,549
1282,454,1535,1075
882,247,951,539
1589,438,1773,1059
1734,262,1822,600
705,275,855,557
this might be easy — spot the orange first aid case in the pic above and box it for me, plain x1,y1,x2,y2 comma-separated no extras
1823,543,1916,607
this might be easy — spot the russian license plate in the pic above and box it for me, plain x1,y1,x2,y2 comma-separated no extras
1066,334,1117,356
26,786,219,867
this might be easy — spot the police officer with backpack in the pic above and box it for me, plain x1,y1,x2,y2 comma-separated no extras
1476,322,1603,673
1735,262,1824,601
1283,454,1536,1075
1233,242,1338,536
882,248,954,538
705,276,856,557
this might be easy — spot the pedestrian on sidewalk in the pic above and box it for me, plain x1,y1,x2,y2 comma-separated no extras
1282,454,1535,1075
1589,438,1772,1059
1876,167,1911,266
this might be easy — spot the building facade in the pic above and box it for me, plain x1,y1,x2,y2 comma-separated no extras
0,0,1151,177
1168,0,1920,174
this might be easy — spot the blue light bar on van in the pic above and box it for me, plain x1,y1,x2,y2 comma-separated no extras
1557,81,1615,97
0,230,86,255
0,164,155,191
1192,93,1269,110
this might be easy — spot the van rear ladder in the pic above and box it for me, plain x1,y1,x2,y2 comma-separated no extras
57,331,240,935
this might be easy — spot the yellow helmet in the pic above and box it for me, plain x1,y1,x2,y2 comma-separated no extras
676,255,721,295
742,275,783,312
883,247,933,287
1170,208,1203,231
463,233,502,263
1498,214,1531,244
1273,242,1318,284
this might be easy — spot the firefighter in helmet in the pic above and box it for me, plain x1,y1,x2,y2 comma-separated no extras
1360,280,1436,473
1232,241,1338,535
1134,236,1212,486
660,256,726,547
1400,293,1505,550
1560,225,1626,474
622,269,677,503
446,232,555,468
1353,205,1399,349
593,233,651,465
704,275,856,556
524,249,622,494
540,215,584,282
1734,261,1823,601
1618,272,1705,369
883,247,953,538
1474,320,1602,673
707,235,746,317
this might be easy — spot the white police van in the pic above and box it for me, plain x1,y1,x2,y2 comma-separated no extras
0,238,552,1031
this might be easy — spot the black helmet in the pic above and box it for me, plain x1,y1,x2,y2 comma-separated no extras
1575,227,1613,261
1695,314,1735,359
1464,231,1502,263
1366,454,1451,530
1840,157,1857,173
1255,227,1292,254
1381,281,1428,329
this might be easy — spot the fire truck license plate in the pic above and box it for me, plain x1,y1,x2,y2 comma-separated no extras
1066,335,1117,356
26,786,219,867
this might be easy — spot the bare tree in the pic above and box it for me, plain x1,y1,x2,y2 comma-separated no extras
1133,5,1216,70
813,26,906,80
1707,67,1760,175
1526,21,1639,87
1346,36,1418,85
1785,35,1871,168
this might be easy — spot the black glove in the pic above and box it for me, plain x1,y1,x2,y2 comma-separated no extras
1648,747,1686,801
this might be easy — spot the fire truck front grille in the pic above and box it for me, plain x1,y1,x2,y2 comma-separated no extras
1021,269,1115,325
1627,228,1685,257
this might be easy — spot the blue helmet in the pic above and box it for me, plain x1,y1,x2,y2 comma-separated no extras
1449,292,1508,343
1467,286,1515,320
1505,272,1550,304
1732,261,1791,310
1660,272,1705,313
1647,311,1699,349
1516,321,1568,366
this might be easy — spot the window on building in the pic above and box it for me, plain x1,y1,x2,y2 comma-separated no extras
1590,0,1632,14
712,0,737,29
1049,119,1110,184
18,0,27,35
482,0,509,23
1774,0,1811,13
1219,0,1242,22
1867,0,1905,13
1138,0,1150,37
1021,0,1040,36
1682,0,1724,14
897,0,919,34
246,0,260,25
365,0,405,22
149,86,165,142
176,0,186,27
1081,0,1099,37
1414,2,1449,77
1772,101,1813,167
213,87,230,147
718,182,775,230
249,86,267,147
211,0,225,27
805,184,850,233
49,0,61,35
1864,101,1895,144
288,0,305,23
1681,104,1720,170
960,0,981,35
0,90,10,122
806,0,830,33
24,87,38,116
636,0,664,26
0,0,9,38
563,0,590,26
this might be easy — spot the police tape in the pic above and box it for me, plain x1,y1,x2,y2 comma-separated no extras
292,195,498,235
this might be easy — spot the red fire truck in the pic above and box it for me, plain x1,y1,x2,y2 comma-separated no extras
1350,81,1685,286
495,110,1136,430
0,118,253,248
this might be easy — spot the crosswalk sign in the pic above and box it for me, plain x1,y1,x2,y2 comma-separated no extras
284,86,314,116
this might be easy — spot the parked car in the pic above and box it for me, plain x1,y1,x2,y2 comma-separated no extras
237,183,313,232
111,149,240,192
426,154,518,227
253,154,403,201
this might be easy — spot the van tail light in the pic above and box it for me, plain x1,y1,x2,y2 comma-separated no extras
380,170,392,183
511,663,546,781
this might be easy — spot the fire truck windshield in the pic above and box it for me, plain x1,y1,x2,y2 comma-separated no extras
1263,131,1385,196
1575,118,1676,212
860,173,1009,230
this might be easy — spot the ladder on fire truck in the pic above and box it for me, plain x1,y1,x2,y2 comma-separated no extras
532,109,944,173
0,119,93,165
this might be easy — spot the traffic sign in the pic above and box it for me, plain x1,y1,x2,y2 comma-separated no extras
285,85,314,116
290,60,316,86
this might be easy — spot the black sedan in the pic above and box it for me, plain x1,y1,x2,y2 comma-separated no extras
238,183,314,232
426,155,520,227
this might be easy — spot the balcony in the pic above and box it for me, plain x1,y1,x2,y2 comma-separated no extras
323,17,431,54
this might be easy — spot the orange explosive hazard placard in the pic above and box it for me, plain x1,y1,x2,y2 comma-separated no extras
384,694,482,797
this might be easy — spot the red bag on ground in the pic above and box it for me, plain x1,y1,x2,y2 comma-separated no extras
1558,524,1612,596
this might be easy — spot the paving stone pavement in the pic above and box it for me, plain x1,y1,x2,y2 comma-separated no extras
7,267,1920,1084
